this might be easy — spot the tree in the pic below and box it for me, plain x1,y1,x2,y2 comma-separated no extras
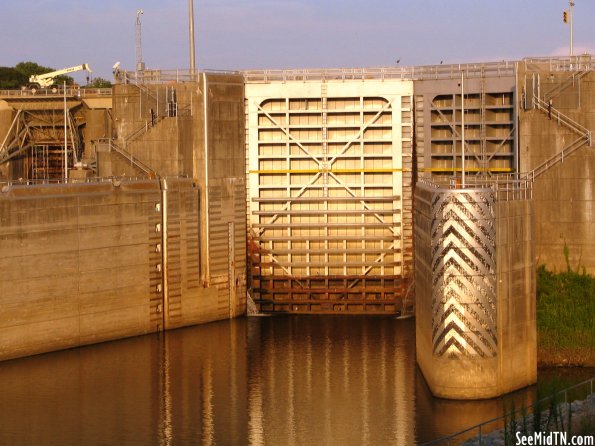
87,77,112,88
14,61,74,86
14,61,53,77
0,67,27,89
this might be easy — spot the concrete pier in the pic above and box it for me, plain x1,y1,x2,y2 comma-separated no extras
414,180,536,399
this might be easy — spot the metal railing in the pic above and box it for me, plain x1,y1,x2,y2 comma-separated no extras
417,176,532,201
119,68,239,85
525,137,589,181
243,60,516,83
523,54,595,73
0,176,157,189
422,377,595,446
533,96,592,143
543,69,591,102
0,88,112,97
96,138,156,177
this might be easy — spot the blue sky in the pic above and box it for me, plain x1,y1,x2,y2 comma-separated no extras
1,0,594,81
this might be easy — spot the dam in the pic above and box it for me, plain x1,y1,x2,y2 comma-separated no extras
1,55,593,399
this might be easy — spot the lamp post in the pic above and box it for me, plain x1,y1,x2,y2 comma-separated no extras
569,0,574,56
189,0,196,74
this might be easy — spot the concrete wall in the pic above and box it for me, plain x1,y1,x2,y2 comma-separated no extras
495,199,537,394
414,182,535,399
518,62,595,273
0,178,234,361
195,74,247,318
107,73,247,318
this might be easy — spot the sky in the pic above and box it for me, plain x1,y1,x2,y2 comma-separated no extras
1,0,594,82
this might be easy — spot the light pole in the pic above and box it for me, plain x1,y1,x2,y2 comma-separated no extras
189,0,196,73
569,0,574,56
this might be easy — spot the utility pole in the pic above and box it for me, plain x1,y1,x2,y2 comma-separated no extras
569,0,574,56
564,1,575,56
189,0,196,74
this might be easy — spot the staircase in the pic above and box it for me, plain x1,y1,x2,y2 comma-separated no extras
543,69,591,103
123,113,166,148
96,138,157,177
523,95,592,181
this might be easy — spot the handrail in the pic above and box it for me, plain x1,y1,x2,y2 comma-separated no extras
543,70,591,102
533,96,592,141
123,114,166,145
523,54,595,72
422,377,595,445
417,176,532,201
524,137,588,181
242,61,516,83
119,68,240,85
0,88,112,98
96,138,156,177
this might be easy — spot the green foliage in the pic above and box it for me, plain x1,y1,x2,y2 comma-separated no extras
537,264,595,350
0,67,27,89
14,61,53,77
87,77,112,88
10,61,73,87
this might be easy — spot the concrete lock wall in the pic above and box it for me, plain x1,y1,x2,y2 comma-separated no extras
414,182,535,399
106,72,247,319
517,60,595,273
0,178,233,361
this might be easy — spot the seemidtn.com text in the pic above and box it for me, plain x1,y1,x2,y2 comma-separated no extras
516,432,594,446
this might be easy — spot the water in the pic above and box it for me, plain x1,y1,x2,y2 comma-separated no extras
0,316,591,445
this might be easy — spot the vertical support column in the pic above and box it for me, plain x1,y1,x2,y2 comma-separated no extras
202,73,211,283
228,221,236,318
160,178,170,330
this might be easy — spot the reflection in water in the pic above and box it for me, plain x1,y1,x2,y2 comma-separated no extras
0,316,591,445
245,317,417,445
160,334,173,446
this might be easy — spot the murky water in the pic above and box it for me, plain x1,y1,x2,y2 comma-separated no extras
0,316,591,445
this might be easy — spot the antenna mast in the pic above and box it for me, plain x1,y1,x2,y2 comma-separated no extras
135,10,145,72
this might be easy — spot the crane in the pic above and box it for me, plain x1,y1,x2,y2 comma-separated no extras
27,63,92,93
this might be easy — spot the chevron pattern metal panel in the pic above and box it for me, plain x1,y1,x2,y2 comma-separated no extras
430,188,497,358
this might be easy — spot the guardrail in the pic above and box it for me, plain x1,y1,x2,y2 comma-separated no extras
417,175,532,201
0,174,192,189
422,377,595,445
0,88,112,98
0,176,153,189
119,68,240,85
243,60,516,83
523,54,595,72
533,96,592,141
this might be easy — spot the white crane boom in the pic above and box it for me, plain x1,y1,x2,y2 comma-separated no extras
28,63,92,92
